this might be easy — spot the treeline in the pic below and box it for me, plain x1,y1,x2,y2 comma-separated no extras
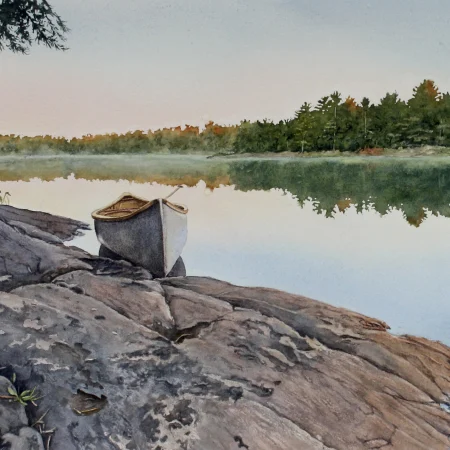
234,79,450,153
2,79,450,155
0,122,238,155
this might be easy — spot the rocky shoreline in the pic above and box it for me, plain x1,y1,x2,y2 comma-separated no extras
0,205,449,449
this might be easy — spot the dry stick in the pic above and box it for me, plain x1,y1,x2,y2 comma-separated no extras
73,407,101,415
41,429,56,435
32,409,50,427
46,434,52,450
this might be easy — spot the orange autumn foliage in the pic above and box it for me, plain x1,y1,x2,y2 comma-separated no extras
358,148,384,156
344,97,359,113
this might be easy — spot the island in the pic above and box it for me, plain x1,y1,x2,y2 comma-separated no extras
0,205,449,450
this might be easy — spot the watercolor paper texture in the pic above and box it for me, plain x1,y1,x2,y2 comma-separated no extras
1,0,449,341
1,2,450,449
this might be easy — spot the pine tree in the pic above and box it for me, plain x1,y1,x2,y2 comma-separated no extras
372,93,407,148
329,92,342,150
437,93,450,146
407,80,441,146
294,103,315,152
361,97,371,148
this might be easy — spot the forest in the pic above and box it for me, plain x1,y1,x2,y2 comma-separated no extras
1,79,449,155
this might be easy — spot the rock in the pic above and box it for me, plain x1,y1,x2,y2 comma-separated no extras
2,427,45,450
163,285,233,330
53,270,174,336
161,277,450,402
0,219,92,291
0,376,28,436
0,207,154,292
0,206,92,292
0,376,44,450
0,205,89,241
7,221,63,245
0,206,449,449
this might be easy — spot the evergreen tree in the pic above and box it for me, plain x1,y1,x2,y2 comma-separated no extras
437,93,450,146
294,103,314,152
360,97,371,148
407,80,441,146
337,97,360,151
329,92,342,150
314,96,332,150
371,93,407,148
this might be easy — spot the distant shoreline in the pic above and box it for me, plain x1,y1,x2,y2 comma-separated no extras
207,146,450,159
2,145,450,160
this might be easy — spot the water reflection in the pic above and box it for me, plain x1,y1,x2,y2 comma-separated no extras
228,158,450,227
2,155,450,227
0,156,449,344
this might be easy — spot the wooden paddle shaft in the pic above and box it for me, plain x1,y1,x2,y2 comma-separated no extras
164,185,183,200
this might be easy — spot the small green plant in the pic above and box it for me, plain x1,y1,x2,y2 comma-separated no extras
0,191,11,205
0,373,41,406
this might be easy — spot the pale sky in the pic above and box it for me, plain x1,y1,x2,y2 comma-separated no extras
1,0,450,137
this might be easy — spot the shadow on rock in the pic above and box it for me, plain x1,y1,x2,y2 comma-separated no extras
98,244,186,278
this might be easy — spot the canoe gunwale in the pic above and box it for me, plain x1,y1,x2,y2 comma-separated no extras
91,192,188,222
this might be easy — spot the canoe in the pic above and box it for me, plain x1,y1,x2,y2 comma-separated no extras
91,192,188,278
98,244,187,277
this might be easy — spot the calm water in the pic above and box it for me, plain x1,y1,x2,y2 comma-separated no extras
1,154,450,344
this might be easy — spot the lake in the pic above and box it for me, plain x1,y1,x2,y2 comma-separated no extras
1,154,450,344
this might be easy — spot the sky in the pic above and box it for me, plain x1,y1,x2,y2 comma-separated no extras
1,0,450,137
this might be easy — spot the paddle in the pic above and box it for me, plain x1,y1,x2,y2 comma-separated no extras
164,185,183,200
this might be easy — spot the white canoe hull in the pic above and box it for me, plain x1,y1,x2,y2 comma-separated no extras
92,194,188,277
